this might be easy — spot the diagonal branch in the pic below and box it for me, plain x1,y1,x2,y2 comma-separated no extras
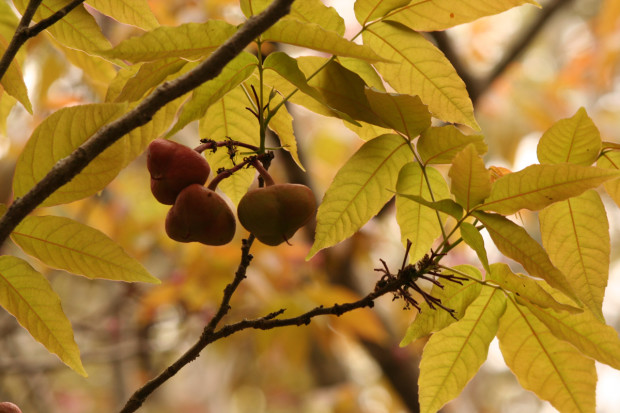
0,0,295,247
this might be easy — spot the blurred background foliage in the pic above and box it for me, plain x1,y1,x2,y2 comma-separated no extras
1,0,619,412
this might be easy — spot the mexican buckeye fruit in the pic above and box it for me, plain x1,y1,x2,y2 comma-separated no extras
237,183,316,246
165,184,236,246
147,138,210,205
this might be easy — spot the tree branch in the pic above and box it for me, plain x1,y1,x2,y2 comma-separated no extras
0,0,295,247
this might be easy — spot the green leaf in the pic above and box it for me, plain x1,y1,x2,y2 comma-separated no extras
0,256,86,376
13,103,129,207
597,149,620,207
308,134,411,259
397,194,463,220
537,107,602,166
487,263,580,313
539,190,609,320
12,215,159,283
168,52,257,136
459,222,489,273
86,0,160,30
268,98,305,171
498,297,596,413
114,58,188,102
449,144,491,211
396,163,451,262
479,163,620,215
262,20,387,62
417,125,487,165
386,0,539,31
400,265,483,345
363,21,479,130
419,288,506,413
337,57,386,92
365,88,432,139
0,35,32,113
101,20,237,62
473,211,578,302
354,0,412,25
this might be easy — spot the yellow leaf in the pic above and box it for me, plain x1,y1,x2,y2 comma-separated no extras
13,103,128,206
354,0,412,25
12,215,159,283
363,21,479,130
86,0,160,30
101,20,237,62
337,57,386,91
498,297,596,413
537,107,602,166
308,134,411,259
114,58,188,102
459,222,489,273
597,149,620,207
417,125,487,165
262,20,387,62
523,300,620,370
473,211,578,302
487,263,580,313
400,265,483,345
419,288,506,413
449,144,492,211
386,0,539,31
54,41,117,90
268,99,305,171
0,35,32,114
480,163,620,215
539,190,609,320
0,256,86,376
396,163,450,262
364,88,432,139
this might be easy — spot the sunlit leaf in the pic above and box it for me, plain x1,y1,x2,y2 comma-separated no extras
498,297,596,413
418,125,487,165
54,41,118,90
354,0,412,25
400,265,483,345
419,288,506,413
537,107,601,166
114,58,188,102
365,88,432,139
0,256,86,376
396,163,451,262
13,103,128,207
597,149,620,207
86,0,159,30
12,215,159,283
473,211,577,302
0,93,17,136
459,222,489,273
479,164,620,215
308,134,411,259
386,0,539,31
449,144,491,211
337,57,386,92
268,99,305,171
363,21,479,130
539,190,609,320
101,20,237,62
397,194,463,220
0,35,32,113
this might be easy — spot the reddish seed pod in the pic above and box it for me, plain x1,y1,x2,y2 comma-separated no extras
147,139,210,205
0,402,22,413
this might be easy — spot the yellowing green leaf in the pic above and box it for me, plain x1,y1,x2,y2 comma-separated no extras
263,20,387,62
54,41,118,90
115,58,188,102
537,107,601,166
101,20,237,62
168,52,257,136
13,103,128,207
400,265,483,345
0,256,86,376
287,0,345,35
539,190,609,320
268,99,304,171
396,163,450,262
365,88,432,139
12,215,159,283
597,150,620,207
473,211,577,302
308,134,411,259
0,35,32,114
199,85,259,206
459,222,489,272
386,0,539,31
523,300,620,370
354,0,412,25
487,263,580,313
86,0,159,30
337,57,386,92
498,297,596,413
363,21,479,130
449,144,491,211
419,288,506,413
480,163,620,215
397,194,463,220
418,125,487,165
